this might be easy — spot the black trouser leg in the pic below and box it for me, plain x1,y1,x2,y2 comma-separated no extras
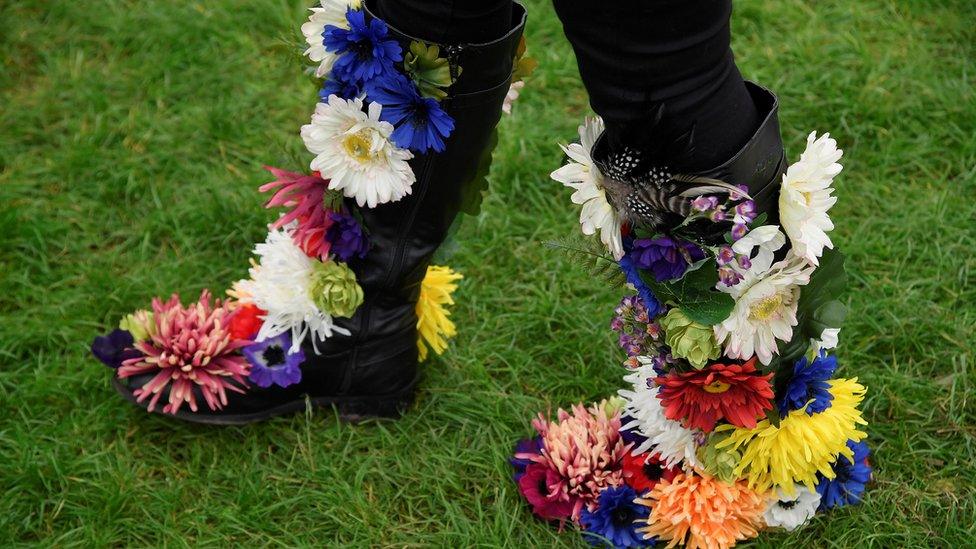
552,0,760,172
374,0,514,44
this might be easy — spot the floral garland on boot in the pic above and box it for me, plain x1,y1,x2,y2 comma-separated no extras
511,122,872,548
89,0,537,415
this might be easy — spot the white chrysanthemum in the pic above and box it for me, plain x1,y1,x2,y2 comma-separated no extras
763,485,822,531
811,327,840,355
301,0,360,77
619,361,701,469
779,131,843,265
716,250,816,365
301,95,416,208
237,226,350,353
502,80,525,115
550,117,625,260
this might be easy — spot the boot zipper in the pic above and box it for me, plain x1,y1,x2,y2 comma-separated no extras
444,45,464,86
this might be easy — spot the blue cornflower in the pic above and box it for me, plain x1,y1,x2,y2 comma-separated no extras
816,440,872,510
579,485,655,548
366,74,455,152
242,333,305,389
618,254,663,318
509,436,542,482
324,9,402,84
319,74,364,101
779,352,837,416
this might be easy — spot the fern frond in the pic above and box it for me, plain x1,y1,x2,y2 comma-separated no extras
545,235,627,288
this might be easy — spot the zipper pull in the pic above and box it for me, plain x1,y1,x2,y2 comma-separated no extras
444,44,464,87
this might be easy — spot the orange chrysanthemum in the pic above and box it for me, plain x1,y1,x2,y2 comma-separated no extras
636,472,765,549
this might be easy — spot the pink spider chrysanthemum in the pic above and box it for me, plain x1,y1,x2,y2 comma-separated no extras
516,400,630,522
117,291,252,414
260,167,335,260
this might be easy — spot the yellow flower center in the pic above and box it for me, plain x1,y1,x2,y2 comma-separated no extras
803,191,815,206
703,380,731,394
342,131,374,163
749,294,784,321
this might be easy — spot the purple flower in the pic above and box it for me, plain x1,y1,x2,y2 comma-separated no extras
691,195,719,212
718,266,744,287
709,208,727,222
737,254,752,270
731,223,748,241
734,200,756,224
717,245,735,266
510,437,542,482
242,333,305,388
628,237,706,282
325,211,370,261
91,329,142,369
324,9,402,84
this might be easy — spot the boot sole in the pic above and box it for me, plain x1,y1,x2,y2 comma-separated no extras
111,377,417,426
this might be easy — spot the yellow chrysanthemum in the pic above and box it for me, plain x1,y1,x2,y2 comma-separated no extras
416,265,463,361
715,378,868,495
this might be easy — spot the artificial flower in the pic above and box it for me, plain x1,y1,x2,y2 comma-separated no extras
242,332,305,388
301,0,360,77
502,80,525,115
611,294,662,358
551,116,625,260
697,431,742,483
779,352,837,416
402,41,454,100
779,131,843,265
324,8,402,83
118,309,155,341
236,227,351,353
716,378,868,494
320,73,364,101
518,462,576,521
228,303,266,340
658,308,720,369
635,472,765,549
763,484,821,531
301,95,416,208
730,225,786,277
367,73,455,152
580,485,654,548
91,328,141,369
622,451,679,493
619,362,701,468
714,251,815,365
510,436,542,482
628,237,705,282
816,440,872,510
260,167,335,260
416,265,462,361
811,327,840,356
515,400,630,521
309,260,364,318
116,291,251,414
617,254,663,319
325,210,370,261
655,359,774,432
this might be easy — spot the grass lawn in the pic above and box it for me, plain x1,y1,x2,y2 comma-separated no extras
2,0,975,546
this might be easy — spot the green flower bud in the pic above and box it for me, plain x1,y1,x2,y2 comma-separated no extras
660,308,721,369
404,41,455,100
310,261,364,319
119,310,155,341
697,431,742,483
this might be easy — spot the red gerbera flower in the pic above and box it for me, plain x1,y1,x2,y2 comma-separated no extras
655,359,774,432
622,452,679,493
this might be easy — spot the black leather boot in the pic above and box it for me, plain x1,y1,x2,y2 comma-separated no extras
110,2,527,425
590,82,785,239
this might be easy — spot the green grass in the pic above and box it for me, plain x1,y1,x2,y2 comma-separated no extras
1,0,974,546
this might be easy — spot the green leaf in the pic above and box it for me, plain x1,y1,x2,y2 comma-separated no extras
776,248,848,362
639,259,734,325
546,236,627,288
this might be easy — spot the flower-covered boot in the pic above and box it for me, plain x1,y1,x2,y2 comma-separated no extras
513,84,871,547
94,1,529,424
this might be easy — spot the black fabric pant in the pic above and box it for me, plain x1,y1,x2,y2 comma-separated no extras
374,0,758,171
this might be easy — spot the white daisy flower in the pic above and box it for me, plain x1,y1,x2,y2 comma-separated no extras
618,361,701,469
763,485,822,531
550,116,625,260
715,251,816,365
301,0,360,77
779,131,843,265
502,80,525,115
237,226,351,353
731,224,787,276
301,95,416,208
